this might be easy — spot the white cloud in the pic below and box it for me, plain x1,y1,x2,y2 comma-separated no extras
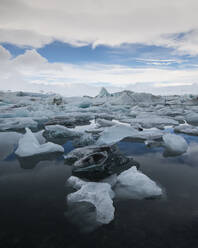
1,45,198,96
0,45,11,61
0,0,198,55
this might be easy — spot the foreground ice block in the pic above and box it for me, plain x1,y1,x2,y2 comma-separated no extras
67,181,115,224
162,133,188,156
115,167,162,199
15,128,64,157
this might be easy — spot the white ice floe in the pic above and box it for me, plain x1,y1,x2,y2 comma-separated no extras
162,133,188,155
67,176,87,190
96,124,137,145
0,132,22,160
67,166,162,224
97,124,164,145
174,124,198,135
72,133,96,147
185,112,198,125
34,130,46,144
67,181,115,224
130,114,178,129
96,87,111,98
96,118,116,127
15,128,64,157
44,124,82,138
0,117,38,131
114,167,162,199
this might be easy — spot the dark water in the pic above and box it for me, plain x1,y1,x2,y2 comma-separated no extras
1,132,198,248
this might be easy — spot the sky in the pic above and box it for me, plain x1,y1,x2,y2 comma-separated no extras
1,0,198,96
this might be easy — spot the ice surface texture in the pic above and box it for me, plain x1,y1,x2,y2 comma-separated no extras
15,128,64,157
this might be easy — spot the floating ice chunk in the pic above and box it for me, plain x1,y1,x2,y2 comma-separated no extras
162,133,188,155
97,125,138,145
72,133,96,147
44,124,82,139
96,118,116,127
0,117,38,131
174,124,198,136
34,130,46,144
78,101,92,108
186,112,198,125
114,167,162,199
15,128,64,157
67,176,87,190
67,181,115,224
97,125,164,145
96,87,111,98
130,115,178,129
130,128,164,141
0,132,22,160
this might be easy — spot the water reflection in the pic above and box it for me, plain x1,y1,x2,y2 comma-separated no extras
65,201,102,233
16,152,64,169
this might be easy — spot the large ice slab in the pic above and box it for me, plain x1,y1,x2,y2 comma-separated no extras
185,112,198,125
15,128,64,157
114,167,162,199
0,117,38,132
97,124,164,145
174,124,198,136
67,181,115,224
130,115,178,129
96,125,138,145
162,133,188,156
96,118,116,127
44,124,82,139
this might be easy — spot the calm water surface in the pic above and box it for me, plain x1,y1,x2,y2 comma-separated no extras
1,131,198,248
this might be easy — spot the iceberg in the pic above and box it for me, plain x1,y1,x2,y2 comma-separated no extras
67,181,115,224
97,124,164,145
185,112,198,125
15,128,64,157
130,115,178,129
174,124,198,136
43,124,82,139
0,117,38,132
96,87,111,98
72,133,96,147
96,118,116,127
114,167,162,199
162,133,188,156
96,125,137,145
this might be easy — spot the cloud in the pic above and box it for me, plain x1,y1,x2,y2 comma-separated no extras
1,0,198,55
0,45,11,61
1,45,198,96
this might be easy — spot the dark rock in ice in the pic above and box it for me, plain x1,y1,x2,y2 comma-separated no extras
64,144,139,180
52,96,63,105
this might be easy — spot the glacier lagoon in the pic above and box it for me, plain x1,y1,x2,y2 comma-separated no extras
1,89,198,247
